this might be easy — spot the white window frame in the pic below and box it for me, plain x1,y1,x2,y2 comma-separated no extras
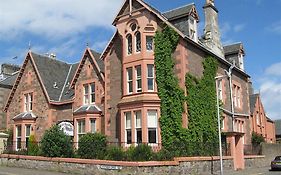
24,93,33,112
188,17,198,42
135,111,142,144
237,86,241,108
146,36,153,51
83,83,95,105
83,85,89,105
25,124,31,148
77,119,86,142
147,64,154,91
147,110,158,145
125,112,132,145
238,54,244,70
90,83,95,104
127,67,133,94
90,119,96,133
256,113,260,125
135,65,142,92
16,125,21,150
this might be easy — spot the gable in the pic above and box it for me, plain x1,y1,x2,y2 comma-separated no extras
4,53,50,112
71,48,104,88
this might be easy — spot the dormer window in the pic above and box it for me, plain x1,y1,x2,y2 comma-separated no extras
238,54,244,70
188,17,198,42
135,32,141,52
127,34,132,55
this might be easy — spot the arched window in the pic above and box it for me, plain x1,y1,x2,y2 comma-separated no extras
135,31,141,52
127,34,132,55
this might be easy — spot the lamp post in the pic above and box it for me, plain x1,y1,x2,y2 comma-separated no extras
215,63,235,175
215,75,226,175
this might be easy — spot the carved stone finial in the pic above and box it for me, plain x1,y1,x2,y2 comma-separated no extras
206,0,214,6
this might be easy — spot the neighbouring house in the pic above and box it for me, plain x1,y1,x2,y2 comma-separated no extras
249,93,276,143
0,64,20,131
2,0,276,170
274,120,281,143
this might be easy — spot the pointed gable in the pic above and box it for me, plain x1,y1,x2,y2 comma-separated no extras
70,48,104,88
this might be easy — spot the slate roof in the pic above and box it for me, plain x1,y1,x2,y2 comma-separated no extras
249,94,259,114
223,43,242,55
13,112,37,121
31,53,75,102
73,104,102,115
90,50,104,72
275,120,281,136
0,72,19,88
163,3,194,20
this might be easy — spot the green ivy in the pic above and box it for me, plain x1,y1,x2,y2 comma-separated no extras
154,26,185,153
154,26,219,156
185,57,219,155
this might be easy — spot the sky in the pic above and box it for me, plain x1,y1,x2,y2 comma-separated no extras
0,0,280,120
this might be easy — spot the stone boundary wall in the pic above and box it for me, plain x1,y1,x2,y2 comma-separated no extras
0,154,234,175
244,155,267,169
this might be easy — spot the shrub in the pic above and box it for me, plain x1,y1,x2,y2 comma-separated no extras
4,128,13,152
153,148,174,161
27,135,39,156
77,133,107,159
126,144,153,161
252,132,265,145
40,125,74,157
105,146,125,161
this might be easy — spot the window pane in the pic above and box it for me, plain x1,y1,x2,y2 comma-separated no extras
127,68,133,93
147,65,154,77
17,125,22,137
136,65,142,92
127,34,132,55
127,68,132,80
29,94,33,111
148,129,156,143
90,119,96,133
147,110,157,127
26,125,31,136
147,65,154,91
146,36,153,51
78,120,85,133
136,32,141,52
135,111,141,128
148,79,154,91
84,85,89,94
84,85,89,104
125,112,131,128
90,83,95,103
126,130,132,144
137,129,142,143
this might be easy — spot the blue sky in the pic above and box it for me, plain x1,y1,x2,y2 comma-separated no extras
0,0,280,119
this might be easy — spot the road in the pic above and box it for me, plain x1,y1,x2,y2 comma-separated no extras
222,166,281,175
0,166,70,175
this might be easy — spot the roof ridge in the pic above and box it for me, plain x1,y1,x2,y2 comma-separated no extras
162,2,194,14
31,52,70,65
223,42,242,47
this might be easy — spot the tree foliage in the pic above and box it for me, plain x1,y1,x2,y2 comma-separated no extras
251,132,265,145
27,135,39,156
40,125,73,157
77,133,107,159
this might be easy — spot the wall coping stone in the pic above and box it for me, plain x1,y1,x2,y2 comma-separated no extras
244,155,265,159
0,154,233,167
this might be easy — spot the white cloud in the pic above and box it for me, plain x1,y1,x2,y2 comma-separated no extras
220,22,245,44
233,24,245,32
265,62,281,76
0,0,123,41
258,62,281,120
268,21,281,35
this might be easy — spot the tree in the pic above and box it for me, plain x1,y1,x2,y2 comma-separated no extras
40,125,73,157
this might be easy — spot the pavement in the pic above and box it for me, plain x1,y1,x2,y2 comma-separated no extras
220,166,281,175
